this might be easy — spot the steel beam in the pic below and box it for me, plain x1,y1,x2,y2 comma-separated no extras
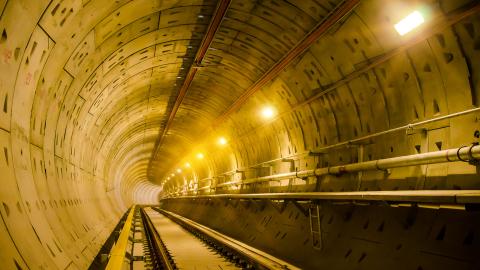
160,0,231,139
148,0,231,175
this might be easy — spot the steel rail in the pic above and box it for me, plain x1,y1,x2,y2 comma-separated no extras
140,208,175,270
155,208,301,270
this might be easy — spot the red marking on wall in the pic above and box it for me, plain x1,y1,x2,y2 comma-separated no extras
2,49,12,64
25,72,32,85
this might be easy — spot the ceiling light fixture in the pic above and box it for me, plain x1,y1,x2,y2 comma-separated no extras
218,136,227,145
261,106,275,119
394,10,425,36
176,168,182,173
196,152,204,159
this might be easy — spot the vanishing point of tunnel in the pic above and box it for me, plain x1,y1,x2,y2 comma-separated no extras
0,0,480,269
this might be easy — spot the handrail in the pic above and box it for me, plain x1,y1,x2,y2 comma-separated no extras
161,190,480,205
105,206,135,270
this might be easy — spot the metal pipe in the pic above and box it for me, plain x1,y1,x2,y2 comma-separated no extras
204,144,480,189
318,144,480,175
215,170,307,188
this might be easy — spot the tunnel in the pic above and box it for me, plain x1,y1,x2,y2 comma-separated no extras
1,0,480,269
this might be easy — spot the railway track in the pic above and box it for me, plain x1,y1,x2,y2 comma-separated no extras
140,206,299,270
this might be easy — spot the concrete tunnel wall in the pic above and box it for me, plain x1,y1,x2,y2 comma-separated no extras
161,0,480,194
0,0,479,269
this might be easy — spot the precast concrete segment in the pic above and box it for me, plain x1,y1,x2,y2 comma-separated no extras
143,207,241,270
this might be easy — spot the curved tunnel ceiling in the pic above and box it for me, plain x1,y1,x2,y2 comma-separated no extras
0,0,480,269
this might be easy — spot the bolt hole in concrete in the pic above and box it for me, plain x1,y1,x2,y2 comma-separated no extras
3,202,9,216
14,259,22,270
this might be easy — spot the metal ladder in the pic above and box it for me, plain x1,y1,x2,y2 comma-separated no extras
309,204,322,250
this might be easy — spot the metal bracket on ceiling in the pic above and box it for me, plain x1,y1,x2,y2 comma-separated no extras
345,140,373,148
282,158,296,173
374,160,392,175
308,151,326,156
191,62,205,69
406,125,427,136
308,151,325,174
235,169,246,180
